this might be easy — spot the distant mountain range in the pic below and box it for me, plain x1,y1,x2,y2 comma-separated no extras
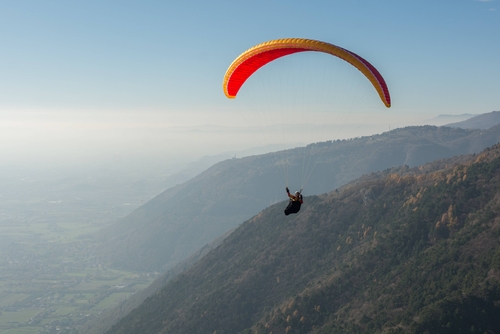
92,123,500,274
103,142,500,334
444,110,500,130
424,113,477,126
159,143,301,190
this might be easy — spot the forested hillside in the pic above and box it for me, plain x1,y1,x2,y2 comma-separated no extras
106,144,500,334
93,124,500,273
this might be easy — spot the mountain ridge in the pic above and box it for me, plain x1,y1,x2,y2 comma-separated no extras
445,110,500,130
93,124,500,273
104,143,500,334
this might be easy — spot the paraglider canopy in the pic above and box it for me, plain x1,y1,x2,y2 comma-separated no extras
222,38,391,108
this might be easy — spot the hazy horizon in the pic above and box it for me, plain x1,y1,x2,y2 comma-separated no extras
0,108,479,172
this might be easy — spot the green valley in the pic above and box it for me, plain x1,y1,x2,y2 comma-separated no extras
0,220,159,334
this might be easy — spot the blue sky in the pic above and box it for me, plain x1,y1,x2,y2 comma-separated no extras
0,0,498,165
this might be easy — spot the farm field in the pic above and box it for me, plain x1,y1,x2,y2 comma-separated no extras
0,220,158,334
0,168,165,334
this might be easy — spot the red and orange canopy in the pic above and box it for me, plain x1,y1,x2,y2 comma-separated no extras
222,38,391,108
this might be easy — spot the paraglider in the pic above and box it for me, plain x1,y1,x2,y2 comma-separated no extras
284,187,303,216
222,38,391,215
